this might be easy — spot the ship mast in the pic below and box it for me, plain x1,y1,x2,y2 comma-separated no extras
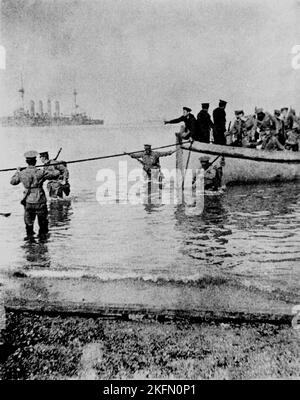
18,73,25,109
73,89,78,114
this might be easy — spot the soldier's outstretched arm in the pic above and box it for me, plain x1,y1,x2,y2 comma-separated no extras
164,116,184,125
129,151,144,159
157,149,177,157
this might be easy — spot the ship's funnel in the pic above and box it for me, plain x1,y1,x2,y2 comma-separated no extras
47,99,51,117
39,100,43,115
29,100,35,117
55,101,60,117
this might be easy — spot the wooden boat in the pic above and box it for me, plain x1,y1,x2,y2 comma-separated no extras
176,139,300,185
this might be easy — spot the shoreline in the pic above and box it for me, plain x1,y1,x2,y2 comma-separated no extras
3,274,298,323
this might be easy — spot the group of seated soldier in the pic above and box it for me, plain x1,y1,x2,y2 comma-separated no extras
226,107,300,151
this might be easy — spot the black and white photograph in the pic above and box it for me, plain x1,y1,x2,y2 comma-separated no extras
0,0,299,385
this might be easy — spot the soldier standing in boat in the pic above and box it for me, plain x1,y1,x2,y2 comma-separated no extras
10,150,60,238
229,110,247,147
274,109,285,146
213,100,227,145
39,151,70,199
255,108,277,133
193,155,225,191
285,120,300,151
127,144,176,179
164,107,197,142
287,108,298,130
253,108,284,150
280,107,289,132
195,103,214,143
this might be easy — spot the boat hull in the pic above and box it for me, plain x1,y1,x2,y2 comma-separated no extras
178,141,300,184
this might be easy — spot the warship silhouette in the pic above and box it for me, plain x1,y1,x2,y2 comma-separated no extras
1,78,104,127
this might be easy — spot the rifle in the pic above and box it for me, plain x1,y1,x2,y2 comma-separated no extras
54,147,62,161
209,155,222,167
52,147,68,168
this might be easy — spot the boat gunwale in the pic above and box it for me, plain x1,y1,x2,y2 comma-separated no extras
181,143,300,164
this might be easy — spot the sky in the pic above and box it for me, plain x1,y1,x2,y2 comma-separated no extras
0,0,300,123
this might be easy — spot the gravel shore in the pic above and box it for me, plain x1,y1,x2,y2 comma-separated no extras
1,312,299,380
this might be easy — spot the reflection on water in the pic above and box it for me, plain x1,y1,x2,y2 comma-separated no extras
0,125,299,301
48,199,72,229
21,238,50,268
17,200,73,269
174,196,231,268
143,202,164,214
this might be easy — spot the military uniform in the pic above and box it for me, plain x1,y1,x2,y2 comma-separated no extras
204,165,223,190
130,147,175,176
213,100,227,145
230,111,247,147
274,110,285,145
254,111,279,150
195,104,214,143
285,123,300,151
265,138,283,151
40,152,70,198
194,155,224,191
244,114,259,143
287,109,297,131
256,111,276,133
10,151,59,236
165,107,197,140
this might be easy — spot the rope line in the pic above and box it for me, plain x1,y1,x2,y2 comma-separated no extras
0,140,190,173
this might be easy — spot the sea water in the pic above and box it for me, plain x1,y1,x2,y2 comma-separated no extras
0,123,299,302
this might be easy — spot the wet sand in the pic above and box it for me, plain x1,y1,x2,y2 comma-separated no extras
1,275,299,380
1,312,299,380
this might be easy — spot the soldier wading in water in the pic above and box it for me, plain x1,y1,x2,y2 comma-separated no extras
193,155,225,192
39,151,70,199
10,150,60,238
127,144,176,181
